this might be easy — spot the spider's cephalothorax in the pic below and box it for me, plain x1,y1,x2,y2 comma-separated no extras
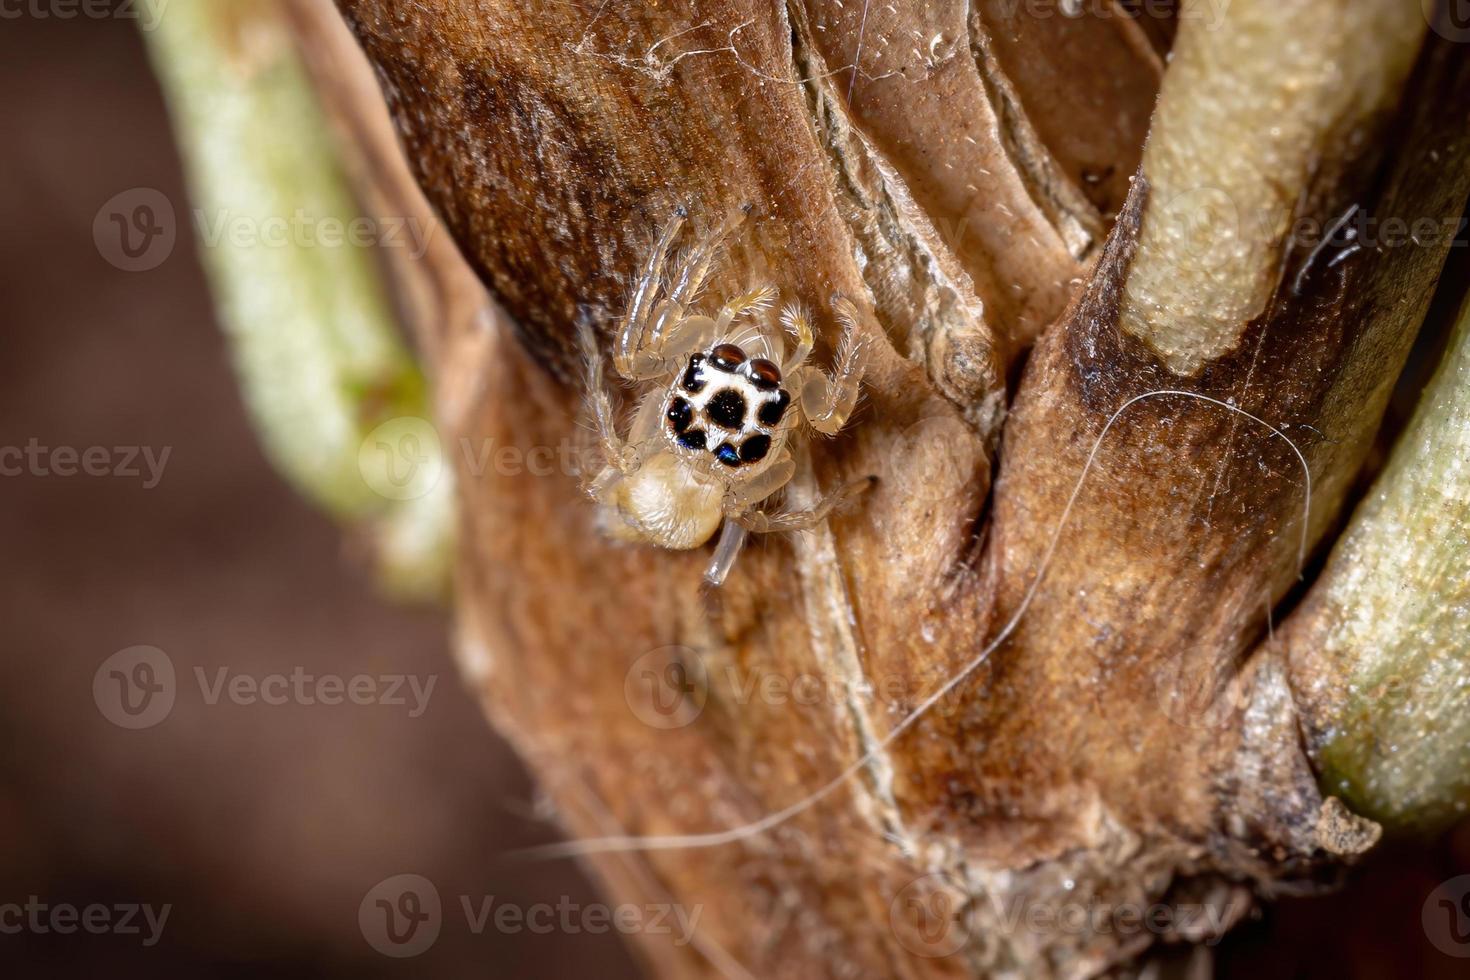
665,343,791,469
579,209,872,586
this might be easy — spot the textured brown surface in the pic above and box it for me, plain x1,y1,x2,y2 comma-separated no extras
328,1,1468,975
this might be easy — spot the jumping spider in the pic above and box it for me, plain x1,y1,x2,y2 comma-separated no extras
580,209,872,586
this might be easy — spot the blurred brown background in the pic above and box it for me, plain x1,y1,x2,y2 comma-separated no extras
1,6,1467,979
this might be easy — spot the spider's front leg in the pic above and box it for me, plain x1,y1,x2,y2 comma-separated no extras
614,211,684,379
615,208,748,380
799,297,870,436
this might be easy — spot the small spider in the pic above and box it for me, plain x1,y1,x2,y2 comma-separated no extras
579,208,872,586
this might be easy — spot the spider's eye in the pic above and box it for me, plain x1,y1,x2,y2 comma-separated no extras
666,397,693,433
682,354,707,393
705,389,748,429
746,358,782,391
714,442,741,467
757,389,791,427
678,429,708,451
739,435,771,463
709,344,747,372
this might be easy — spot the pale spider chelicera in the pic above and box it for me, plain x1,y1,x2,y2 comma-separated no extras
579,208,872,586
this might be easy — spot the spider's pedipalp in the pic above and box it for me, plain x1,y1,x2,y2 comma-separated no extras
779,303,814,374
802,296,870,436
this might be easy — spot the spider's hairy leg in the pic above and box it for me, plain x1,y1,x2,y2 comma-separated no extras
779,303,814,374
705,452,795,585
646,206,749,351
735,475,876,534
712,286,778,337
704,521,748,588
624,314,718,380
578,320,631,485
621,389,668,472
722,452,796,518
616,211,685,377
802,297,869,436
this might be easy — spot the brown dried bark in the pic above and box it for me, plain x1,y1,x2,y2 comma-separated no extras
317,0,1470,976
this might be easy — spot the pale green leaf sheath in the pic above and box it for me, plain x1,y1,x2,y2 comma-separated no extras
143,0,452,600
1294,296,1470,831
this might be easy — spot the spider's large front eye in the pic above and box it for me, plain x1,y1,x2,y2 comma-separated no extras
709,343,747,372
706,389,748,429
